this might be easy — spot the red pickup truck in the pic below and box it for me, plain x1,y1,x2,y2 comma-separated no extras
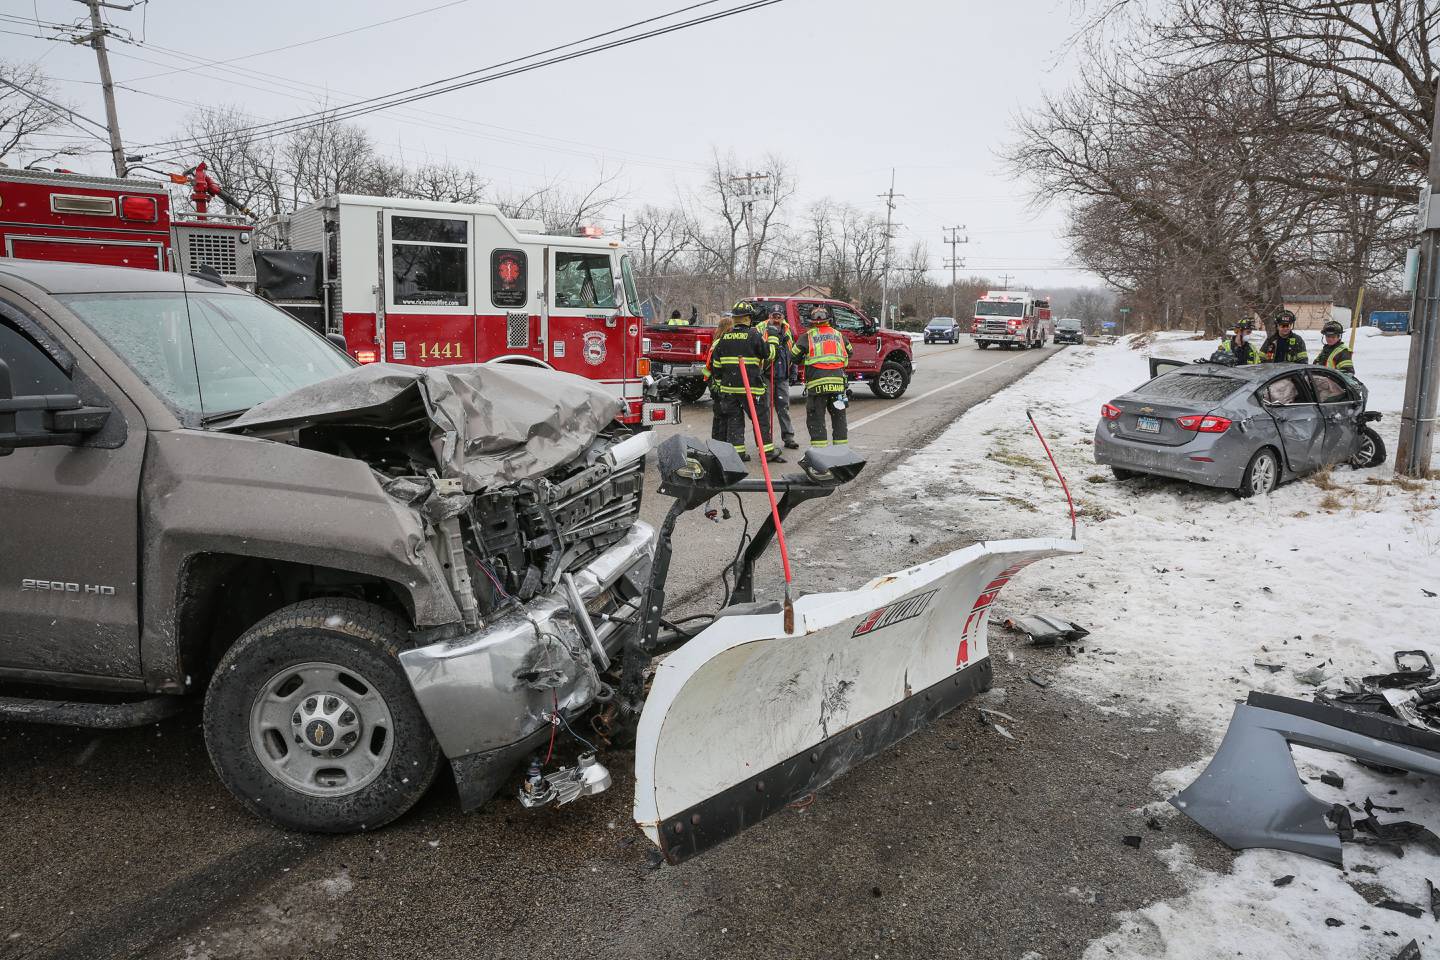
644,297,914,402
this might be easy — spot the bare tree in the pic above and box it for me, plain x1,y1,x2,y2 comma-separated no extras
0,61,89,166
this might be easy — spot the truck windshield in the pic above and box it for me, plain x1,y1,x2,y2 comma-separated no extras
975,301,1025,318
58,291,354,420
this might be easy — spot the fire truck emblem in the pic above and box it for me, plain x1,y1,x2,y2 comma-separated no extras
496,254,521,286
582,331,607,366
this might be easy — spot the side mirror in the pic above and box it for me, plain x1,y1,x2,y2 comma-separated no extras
0,358,111,457
326,333,350,354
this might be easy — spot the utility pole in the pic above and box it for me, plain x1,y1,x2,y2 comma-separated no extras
999,273,1014,290
942,225,968,320
728,171,772,298
877,169,902,329
73,0,135,178
1397,79,1440,477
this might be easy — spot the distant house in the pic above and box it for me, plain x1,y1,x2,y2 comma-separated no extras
1283,295,1352,330
754,282,833,300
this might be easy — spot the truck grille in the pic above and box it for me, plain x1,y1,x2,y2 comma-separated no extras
982,320,1011,334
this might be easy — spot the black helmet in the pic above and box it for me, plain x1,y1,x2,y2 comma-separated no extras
730,299,762,320
1275,310,1297,327
1233,319,1255,332
1322,320,1344,337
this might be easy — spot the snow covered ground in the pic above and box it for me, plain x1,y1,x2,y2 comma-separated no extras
887,329,1440,958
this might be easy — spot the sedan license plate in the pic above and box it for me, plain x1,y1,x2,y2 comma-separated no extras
1135,415,1161,434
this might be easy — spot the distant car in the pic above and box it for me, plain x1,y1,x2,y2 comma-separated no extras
1094,359,1385,497
1054,318,1084,345
924,317,960,344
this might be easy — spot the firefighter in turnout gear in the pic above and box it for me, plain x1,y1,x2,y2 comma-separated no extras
708,300,781,463
667,309,689,326
1315,320,1356,374
1216,320,1263,365
791,305,850,447
763,304,800,449
1261,310,1309,364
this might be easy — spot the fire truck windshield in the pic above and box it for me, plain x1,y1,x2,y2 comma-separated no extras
58,291,354,421
975,300,1026,318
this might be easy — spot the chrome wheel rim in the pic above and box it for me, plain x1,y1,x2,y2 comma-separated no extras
1251,454,1277,494
1354,434,1375,465
878,368,904,396
249,661,394,798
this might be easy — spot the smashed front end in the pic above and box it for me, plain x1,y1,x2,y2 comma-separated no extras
228,362,655,810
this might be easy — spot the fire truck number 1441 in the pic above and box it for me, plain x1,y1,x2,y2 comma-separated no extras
418,341,464,360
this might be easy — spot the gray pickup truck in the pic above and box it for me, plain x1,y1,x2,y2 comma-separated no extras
0,259,658,832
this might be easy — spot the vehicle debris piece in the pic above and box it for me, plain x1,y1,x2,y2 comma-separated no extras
1171,692,1440,865
1393,940,1421,960
1005,614,1089,646
1315,650,1440,737
1377,900,1426,918
1320,772,1345,789
1273,875,1295,887
1254,662,1284,674
1122,835,1142,849
1429,879,1440,920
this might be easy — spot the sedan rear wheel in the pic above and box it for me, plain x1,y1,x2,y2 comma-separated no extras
1238,448,1280,498
1110,466,1139,481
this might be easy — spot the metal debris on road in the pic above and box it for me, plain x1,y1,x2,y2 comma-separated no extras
1005,614,1089,646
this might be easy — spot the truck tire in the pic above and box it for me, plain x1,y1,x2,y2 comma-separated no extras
1236,447,1280,498
203,598,441,833
870,360,911,399
1350,425,1386,468
977,341,989,349
676,377,709,404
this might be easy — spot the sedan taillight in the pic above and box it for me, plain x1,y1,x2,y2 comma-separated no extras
1101,403,1123,420
1177,414,1232,433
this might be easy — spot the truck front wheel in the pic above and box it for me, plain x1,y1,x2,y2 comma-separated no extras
870,360,911,399
203,598,441,833
976,341,989,349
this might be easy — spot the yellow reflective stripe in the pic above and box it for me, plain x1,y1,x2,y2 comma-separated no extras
811,440,830,447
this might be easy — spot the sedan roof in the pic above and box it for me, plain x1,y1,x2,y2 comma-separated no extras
1166,361,1311,382
0,259,245,295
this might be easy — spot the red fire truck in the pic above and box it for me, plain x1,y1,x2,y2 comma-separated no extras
266,195,677,428
971,290,1053,350
0,165,256,284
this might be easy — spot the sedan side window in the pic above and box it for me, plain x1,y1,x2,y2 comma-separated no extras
1307,371,1350,404
1261,375,1305,405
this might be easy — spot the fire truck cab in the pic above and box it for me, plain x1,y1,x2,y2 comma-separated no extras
0,166,255,285
269,195,676,428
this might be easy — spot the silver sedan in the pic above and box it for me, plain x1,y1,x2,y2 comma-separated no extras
1094,360,1385,497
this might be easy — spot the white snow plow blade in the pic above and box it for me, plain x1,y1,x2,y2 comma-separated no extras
634,537,1080,863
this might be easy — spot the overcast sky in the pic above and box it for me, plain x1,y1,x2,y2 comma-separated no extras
5,0,1094,290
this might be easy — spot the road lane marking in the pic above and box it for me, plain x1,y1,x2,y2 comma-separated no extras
850,356,1017,431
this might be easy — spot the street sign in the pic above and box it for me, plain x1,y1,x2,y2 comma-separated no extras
1118,307,1131,315
1102,321,1118,330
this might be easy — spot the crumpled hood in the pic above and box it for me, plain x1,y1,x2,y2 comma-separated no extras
227,362,624,491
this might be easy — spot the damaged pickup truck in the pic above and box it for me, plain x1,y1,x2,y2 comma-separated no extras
0,259,1076,857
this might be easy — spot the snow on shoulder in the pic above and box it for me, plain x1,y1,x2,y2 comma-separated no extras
885,329,1440,958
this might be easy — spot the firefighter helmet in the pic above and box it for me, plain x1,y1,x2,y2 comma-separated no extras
730,300,763,320
1233,319,1255,332
1322,320,1344,337
1275,310,1297,327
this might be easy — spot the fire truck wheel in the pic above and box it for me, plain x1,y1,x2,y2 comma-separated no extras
676,378,709,404
203,598,442,833
977,341,990,349
869,360,911,400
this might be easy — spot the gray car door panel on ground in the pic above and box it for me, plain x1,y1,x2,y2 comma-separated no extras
1259,374,1325,475
0,306,145,679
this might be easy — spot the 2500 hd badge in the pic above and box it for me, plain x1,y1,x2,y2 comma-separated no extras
20,579,116,596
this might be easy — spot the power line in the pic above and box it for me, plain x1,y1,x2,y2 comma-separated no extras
129,0,785,160
119,0,476,83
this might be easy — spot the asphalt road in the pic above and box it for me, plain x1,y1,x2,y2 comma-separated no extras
0,340,1231,960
